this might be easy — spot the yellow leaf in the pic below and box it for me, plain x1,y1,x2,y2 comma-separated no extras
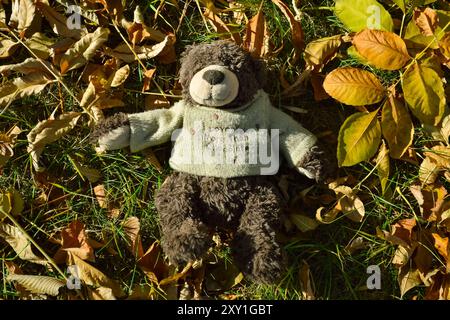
419,157,439,185
353,29,410,70
337,109,381,167
376,141,390,195
10,0,35,37
334,0,394,32
381,95,414,159
0,39,19,58
323,67,385,106
105,36,173,63
398,266,422,298
402,62,446,126
432,233,449,260
333,185,366,222
304,35,342,71
440,32,450,58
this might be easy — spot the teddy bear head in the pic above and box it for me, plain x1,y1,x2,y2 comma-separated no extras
179,40,266,109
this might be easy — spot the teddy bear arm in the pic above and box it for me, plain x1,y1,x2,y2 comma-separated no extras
91,112,131,152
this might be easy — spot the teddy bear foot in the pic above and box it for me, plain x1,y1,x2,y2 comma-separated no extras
161,218,212,266
241,249,287,285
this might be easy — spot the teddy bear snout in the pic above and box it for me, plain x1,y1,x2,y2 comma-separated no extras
202,70,225,85
189,65,239,108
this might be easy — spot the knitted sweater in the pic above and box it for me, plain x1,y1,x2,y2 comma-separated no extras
128,90,317,177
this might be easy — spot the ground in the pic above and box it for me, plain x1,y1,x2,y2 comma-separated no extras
0,0,449,300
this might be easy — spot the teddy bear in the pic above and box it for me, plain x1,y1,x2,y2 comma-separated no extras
91,41,328,284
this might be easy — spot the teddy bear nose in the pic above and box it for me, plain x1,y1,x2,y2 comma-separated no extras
202,70,225,85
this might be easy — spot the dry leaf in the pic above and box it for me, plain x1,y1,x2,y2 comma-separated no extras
35,2,83,39
414,8,439,37
242,4,269,58
0,224,49,266
27,112,81,171
67,251,124,297
299,261,315,300
142,69,156,92
304,35,342,71
89,287,117,300
376,141,390,195
204,8,241,44
271,0,304,61
419,157,440,185
123,216,143,257
290,214,319,232
0,39,19,59
7,274,64,296
54,221,95,263
410,184,447,222
105,36,173,63
0,73,55,107
9,0,36,38
60,27,110,74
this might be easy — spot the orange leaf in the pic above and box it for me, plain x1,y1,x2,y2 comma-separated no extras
413,8,438,37
242,4,270,58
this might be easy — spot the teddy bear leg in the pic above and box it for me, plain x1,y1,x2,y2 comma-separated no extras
232,186,287,284
155,172,212,266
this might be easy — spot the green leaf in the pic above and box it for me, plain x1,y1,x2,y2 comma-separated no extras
337,109,382,167
402,63,446,126
335,0,394,32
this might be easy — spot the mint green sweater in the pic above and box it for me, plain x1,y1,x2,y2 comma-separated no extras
127,90,317,177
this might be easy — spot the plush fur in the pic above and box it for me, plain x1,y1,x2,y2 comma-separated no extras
155,172,287,284
91,41,330,284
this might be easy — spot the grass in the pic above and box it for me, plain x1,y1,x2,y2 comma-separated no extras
0,0,448,300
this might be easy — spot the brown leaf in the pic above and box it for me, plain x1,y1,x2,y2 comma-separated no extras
398,266,422,297
67,251,124,297
123,216,143,257
414,8,439,37
7,274,64,297
35,2,82,39
60,27,110,74
142,69,156,92
419,157,440,185
381,95,414,159
304,35,342,72
310,72,330,101
0,39,19,59
410,184,447,222
204,8,241,44
271,0,304,60
299,261,315,300
432,233,449,261
138,241,169,283
105,36,173,63
242,4,269,58
53,221,95,263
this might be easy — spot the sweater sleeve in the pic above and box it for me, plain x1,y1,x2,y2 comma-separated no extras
269,105,317,168
127,101,185,153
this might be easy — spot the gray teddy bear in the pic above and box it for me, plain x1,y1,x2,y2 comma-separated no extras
91,41,328,284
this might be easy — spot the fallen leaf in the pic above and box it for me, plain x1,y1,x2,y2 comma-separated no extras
323,67,385,106
7,274,64,296
242,4,269,58
271,0,304,61
353,29,411,70
376,141,390,195
67,251,124,297
299,261,315,300
204,8,241,44
54,221,95,263
27,112,81,171
0,224,49,266
105,36,173,63
304,35,342,71
9,0,36,38
290,214,319,232
381,95,414,159
60,27,110,74
414,8,439,37
35,2,83,39
402,62,446,126
337,109,381,167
